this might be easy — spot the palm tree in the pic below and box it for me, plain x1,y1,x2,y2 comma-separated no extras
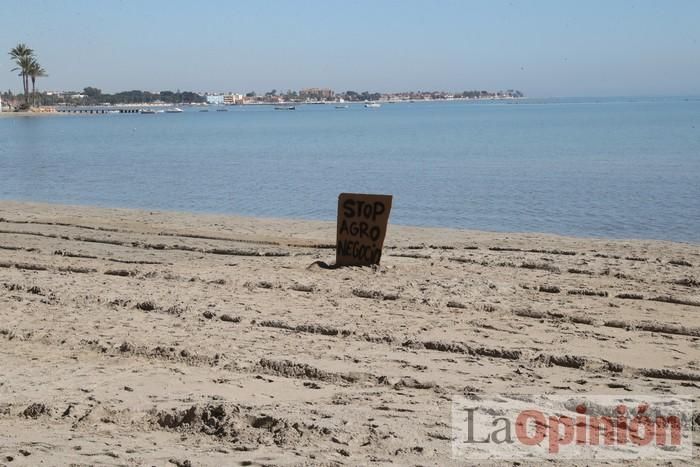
12,56,34,105
9,43,34,105
27,59,47,107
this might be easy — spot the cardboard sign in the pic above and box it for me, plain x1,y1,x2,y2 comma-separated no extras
336,193,392,267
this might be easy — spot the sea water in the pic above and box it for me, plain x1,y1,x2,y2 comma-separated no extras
1,97,698,242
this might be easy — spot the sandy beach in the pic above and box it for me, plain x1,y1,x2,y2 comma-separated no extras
0,111,65,118
0,201,698,465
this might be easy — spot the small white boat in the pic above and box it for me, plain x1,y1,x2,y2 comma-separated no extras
335,105,349,109
166,107,183,113
364,103,381,108
140,108,156,114
274,106,295,111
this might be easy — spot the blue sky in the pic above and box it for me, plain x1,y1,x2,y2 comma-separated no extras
2,0,699,97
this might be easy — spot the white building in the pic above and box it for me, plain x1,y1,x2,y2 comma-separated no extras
206,94,224,105
223,94,243,105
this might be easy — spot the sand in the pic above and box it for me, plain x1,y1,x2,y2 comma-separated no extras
0,111,66,118
0,201,698,466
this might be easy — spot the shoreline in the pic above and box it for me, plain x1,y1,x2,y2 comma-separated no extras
0,111,73,118
3,96,696,118
0,199,696,247
0,200,697,464
0,96,524,117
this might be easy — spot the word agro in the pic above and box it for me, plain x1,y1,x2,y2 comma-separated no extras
336,193,392,267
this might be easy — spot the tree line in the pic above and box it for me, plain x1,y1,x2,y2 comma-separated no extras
8,43,47,109
5,43,205,109
79,87,205,105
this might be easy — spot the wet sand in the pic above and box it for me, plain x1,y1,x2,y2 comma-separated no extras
0,201,698,465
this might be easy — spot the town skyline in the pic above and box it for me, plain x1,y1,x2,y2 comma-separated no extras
2,42,524,110
1,85,524,109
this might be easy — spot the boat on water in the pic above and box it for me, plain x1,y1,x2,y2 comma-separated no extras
199,109,209,112
216,108,228,112
140,109,156,114
166,107,183,113
364,103,381,108
274,106,295,111
335,105,349,109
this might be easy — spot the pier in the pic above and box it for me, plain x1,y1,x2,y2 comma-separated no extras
55,106,141,114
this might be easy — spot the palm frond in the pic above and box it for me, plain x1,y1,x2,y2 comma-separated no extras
8,43,34,60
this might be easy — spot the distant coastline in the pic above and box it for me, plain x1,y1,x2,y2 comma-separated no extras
0,95,526,117
1,86,523,113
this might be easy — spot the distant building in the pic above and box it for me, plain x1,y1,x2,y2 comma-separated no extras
299,88,334,100
206,94,224,105
223,93,243,105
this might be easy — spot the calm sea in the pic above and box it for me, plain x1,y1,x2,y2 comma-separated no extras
1,97,699,242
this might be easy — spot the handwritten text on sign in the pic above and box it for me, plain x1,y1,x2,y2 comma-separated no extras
336,193,392,266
